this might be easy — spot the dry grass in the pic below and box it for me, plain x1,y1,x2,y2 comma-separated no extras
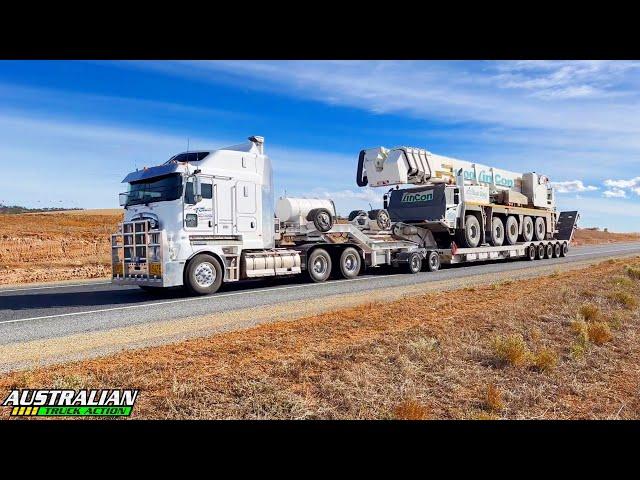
0,210,122,285
625,265,640,280
587,322,613,345
1,256,639,420
579,304,601,322
609,291,639,309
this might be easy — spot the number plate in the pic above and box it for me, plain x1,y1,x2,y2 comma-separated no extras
149,263,162,277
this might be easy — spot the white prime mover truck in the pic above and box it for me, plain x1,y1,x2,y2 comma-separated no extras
111,136,578,295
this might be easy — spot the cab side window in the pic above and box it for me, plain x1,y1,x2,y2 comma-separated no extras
185,181,213,203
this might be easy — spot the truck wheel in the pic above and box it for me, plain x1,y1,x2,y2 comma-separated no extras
307,208,333,233
348,210,366,221
337,247,361,279
526,244,536,261
536,243,545,260
545,243,553,259
369,209,391,230
458,215,481,248
521,216,534,242
553,242,561,258
561,242,569,257
534,217,546,241
404,252,422,274
184,254,223,295
489,217,505,246
504,216,519,245
307,248,332,282
425,251,440,272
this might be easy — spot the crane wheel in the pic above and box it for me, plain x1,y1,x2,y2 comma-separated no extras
504,216,519,245
369,209,392,230
521,216,534,242
489,217,505,246
534,217,546,241
348,210,367,221
458,215,481,248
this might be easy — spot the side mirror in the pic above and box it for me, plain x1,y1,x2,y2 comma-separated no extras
119,192,128,206
193,176,203,203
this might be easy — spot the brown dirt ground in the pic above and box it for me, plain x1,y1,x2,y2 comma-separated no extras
0,209,122,285
0,210,638,286
2,257,639,420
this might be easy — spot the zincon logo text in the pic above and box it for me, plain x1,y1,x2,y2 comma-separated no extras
401,190,433,203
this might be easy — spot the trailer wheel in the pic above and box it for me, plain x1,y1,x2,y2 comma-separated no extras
505,216,519,245
534,217,546,241
526,244,536,261
553,242,561,258
521,216,534,242
425,251,440,272
404,252,422,274
307,248,332,282
337,247,361,279
307,208,334,233
545,243,553,259
489,217,505,246
458,214,481,248
536,243,545,260
561,242,569,257
184,254,223,295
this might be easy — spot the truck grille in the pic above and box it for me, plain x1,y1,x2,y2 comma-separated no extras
111,220,163,280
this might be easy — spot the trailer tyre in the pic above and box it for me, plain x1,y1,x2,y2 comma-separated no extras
458,215,481,248
537,243,545,260
545,243,553,259
505,216,519,245
527,244,536,261
425,251,440,272
521,216,534,242
489,217,505,247
184,254,223,295
404,252,422,274
307,208,334,233
553,242,561,258
561,242,569,257
307,248,332,283
534,216,546,241
337,247,361,279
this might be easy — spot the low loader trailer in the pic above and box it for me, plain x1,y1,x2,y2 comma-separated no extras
111,136,578,295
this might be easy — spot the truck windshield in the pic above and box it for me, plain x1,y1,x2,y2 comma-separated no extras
123,174,183,206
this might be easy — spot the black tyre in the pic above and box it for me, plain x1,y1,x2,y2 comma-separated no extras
489,217,505,246
307,248,332,283
553,243,561,258
307,208,333,233
368,209,391,230
526,244,536,261
425,251,440,272
348,209,366,221
404,252,422,274
457,214,481,248
504,216,519,245
534,217,546,241
184,254,223,295
536,243,545,260
521,216,534,242
561,242,569,257
545,243,553,259
337,247,361,279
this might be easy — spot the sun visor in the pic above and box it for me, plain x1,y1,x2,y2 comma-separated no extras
121,163,186,183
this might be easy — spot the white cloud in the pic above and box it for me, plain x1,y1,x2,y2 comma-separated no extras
551,180,598,193
604,176,640,189
603,189,627,198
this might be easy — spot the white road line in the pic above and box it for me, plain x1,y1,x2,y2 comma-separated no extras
0,281,112,294
0,273,403,325
1,244,639,327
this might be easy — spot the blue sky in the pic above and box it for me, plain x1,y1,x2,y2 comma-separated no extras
0,60,639,231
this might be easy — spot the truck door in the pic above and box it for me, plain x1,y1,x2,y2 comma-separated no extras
214,179,235,235
184,176,214,232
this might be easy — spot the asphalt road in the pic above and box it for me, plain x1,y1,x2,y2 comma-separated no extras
1,242,639,347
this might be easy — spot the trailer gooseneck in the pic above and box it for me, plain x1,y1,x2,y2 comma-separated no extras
111,136,579,295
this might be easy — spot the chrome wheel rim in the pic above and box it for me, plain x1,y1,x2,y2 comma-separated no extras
430,255,438,269
317,212,331,229
343,253,358,273
410,256,420,271
313,256,328,275
194,262,216,288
